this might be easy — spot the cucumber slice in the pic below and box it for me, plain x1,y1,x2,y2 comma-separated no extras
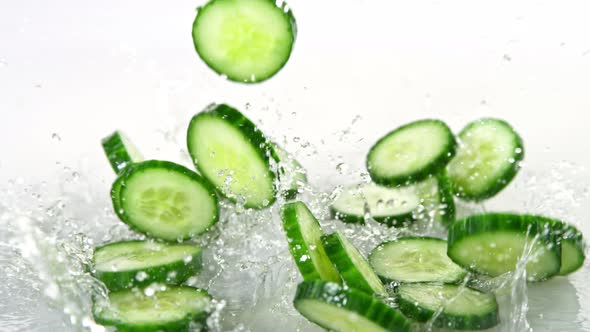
369,237,466,283
280,202,340,283
447,118,524,200
396,283,499,330
330,183,420,227
93,285,211,332
447,213,561,281
322,231,387,296
415,173,456,226
192,0,296,83
93,241,202,291
187,103,277,209
102,131,143,174
367,119,457,186
542,217,586,275
294,280,411,332
113,160,219,241
274,145,307,199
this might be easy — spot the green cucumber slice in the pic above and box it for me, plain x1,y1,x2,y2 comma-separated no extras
192,0,296,83
93,285,211,332
274,145,307,199
187,103,277,209
93,241,202,291
447,213,561,281
322,231,387,296
367,119,457,186
542,217,586,275
102,131,143,174
447,118,524,200
280,202,340,283
396,283,499,330
294,280,411,332
330,183,420,227
415,173,456,226
113,160,219,241
369,237,466,283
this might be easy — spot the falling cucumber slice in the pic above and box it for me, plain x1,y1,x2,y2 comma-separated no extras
541,217,586,275
102,130,143,174
274,145,307,199
414,173,456,226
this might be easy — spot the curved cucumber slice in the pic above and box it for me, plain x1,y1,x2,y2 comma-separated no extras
543,217,586,275
415,173,456,226
294,280,411,332
280,202,340,283
102,131,143,174
192,0,296,83
367,119,457,186
274,145,307,199
447,118,524,200
113,160,219,241
187,103,277,209
396,283,499,330
369,237,466,283
93,241,202,291
93,286,211,332
330,183,420,227
322,231,387,296
447,213,561,281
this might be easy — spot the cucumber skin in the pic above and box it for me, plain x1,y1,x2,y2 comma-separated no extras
187,103,279,209
294,280,411,332
191,0,297,83
396,283,499,330
93,286,211,332
367,119,457,187
92,241,203,292
450,118,524,201
112,160,219,241
542,217,586,275
437,173,456,226
102,131,136,174
330,207,414,227
447,213,561,281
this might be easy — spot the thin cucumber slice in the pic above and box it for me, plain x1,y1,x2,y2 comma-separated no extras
274,145,307,199
330,183,420,227
192,0,296,83
367,119,457,186
93,241,202,291
447,118,524,200
369,237,466,283
447,213,561,281
280,202,340,283
294,280,411,332
93,285,211,332
396,283,499,330
415,173,456,226
102,131,143,174
322,231,387,296
113,160,219,241
542,217,586,275
187,103,277,209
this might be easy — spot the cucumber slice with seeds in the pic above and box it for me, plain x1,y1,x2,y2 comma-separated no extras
93,286,211,332
192,0,296,83
102,131,143,174
93,241,202,291
447,213,561,281
447,118,524,200
294,280,411,332
113,160,218,241
367,119,457,187
280,202,340,283
396,283,499,330
275,145,307,199
322,231,387,296
369,237,466,283
187,103,278,209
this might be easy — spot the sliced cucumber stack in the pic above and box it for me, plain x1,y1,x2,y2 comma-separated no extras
542,217,586,275
112,160,219,241
294,280,411,332
187,103,277,209
192,0,296,83
367,119,456,186
415,173,456,226
396,283,499,330
280,202,340,283
102,131,143,174
93,286,211,332
369,237,466,284
447,118,524,200
330,183,420,227
448,213,561,281
93,241,202,291
275,145,307,199
322,231,387,296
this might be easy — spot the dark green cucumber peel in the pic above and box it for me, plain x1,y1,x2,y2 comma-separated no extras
294,280,411,332
330,205,415,227
538,217,586,275
436,173,456,226
102,131,141,174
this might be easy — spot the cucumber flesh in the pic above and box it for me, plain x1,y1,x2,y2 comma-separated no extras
102,131,143,174
369,237,466,283
542,217,585,275
415,173,456,226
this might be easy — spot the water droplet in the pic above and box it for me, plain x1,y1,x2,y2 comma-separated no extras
135,271,149,281
51,133,61,141
292,137,300,143
336,163,348,174
503,54,512,61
